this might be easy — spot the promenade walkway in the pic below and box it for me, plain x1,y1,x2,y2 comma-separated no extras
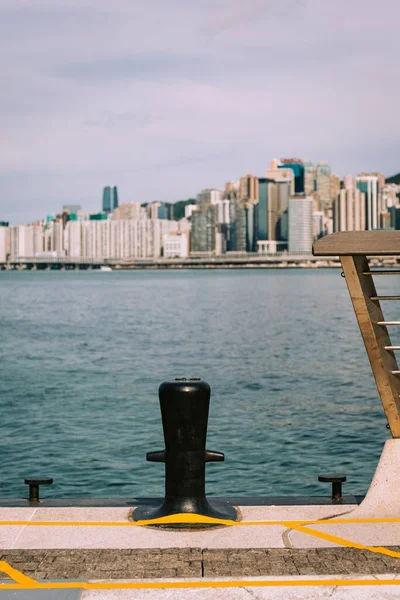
0,502,400,598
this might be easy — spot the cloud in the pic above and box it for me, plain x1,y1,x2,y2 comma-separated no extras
1,0,400,224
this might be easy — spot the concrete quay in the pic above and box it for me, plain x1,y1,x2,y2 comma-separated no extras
0,500,399,598
0,440,400,597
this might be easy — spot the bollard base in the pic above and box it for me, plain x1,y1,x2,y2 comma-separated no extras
133,497,238,528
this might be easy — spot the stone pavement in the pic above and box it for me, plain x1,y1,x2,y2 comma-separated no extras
0,547,400,579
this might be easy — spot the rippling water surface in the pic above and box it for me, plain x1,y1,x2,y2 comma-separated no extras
1,268,398,499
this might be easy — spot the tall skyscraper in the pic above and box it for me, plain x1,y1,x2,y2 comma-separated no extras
196,189,222,205
239,175,259,204
330,174,341,203
288,196,313,253
102,186,119,213
279,159,304,194
316,162,331,207
256,178,268,240
333,189,366,232
303,160,316,195
256,178,291,242
190,205,216,253
355,175,379,230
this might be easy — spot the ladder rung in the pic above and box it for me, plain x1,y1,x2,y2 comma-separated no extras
371,296,400,301
392,371,400,375
377,322,400,326
385,346,400,350
363,271,400,275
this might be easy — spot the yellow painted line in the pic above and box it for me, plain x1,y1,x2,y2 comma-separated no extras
284,522,400,560
1,579,400,590
0,561,38,587
3,515,400,526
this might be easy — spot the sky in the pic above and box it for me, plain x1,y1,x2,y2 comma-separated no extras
1,0,400,224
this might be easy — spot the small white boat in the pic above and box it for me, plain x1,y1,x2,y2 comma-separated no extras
100,266,113,272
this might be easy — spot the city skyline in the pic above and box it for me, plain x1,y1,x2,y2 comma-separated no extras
1,0,400,224
2,158,399,226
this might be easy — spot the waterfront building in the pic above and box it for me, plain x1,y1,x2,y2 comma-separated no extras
113,202,145,220
177,218,192,234
190,205,216,253
315,161,331,207
196,189,222,206
102,186,119,214
163,233,189,258
303,160,316,195
288,195,313,253
257,240,286,254
9,223,45,258
381,184,400,211
344,175,354,190
358,171,385,191
257,178,269,241
279,158,304,194
216,199,231,225
148,201,169,220
389,206,400,229
332,188,366,232
0,225,9,262
224,180,240,202
313,211,324,239
89,212,108,221
380,211,391,229
228,201,247,252
265,165,295,195
184,204,198,219
355,175,379,230
239,175,259,204
256,178,291,243
64,220,82,257
331,173,341,203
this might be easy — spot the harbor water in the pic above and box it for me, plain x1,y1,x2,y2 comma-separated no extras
0,268,397,499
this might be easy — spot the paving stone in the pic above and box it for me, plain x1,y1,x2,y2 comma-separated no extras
0,547,399,579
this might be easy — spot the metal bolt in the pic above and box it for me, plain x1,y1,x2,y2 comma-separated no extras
24,478,53,503
318,474,346,503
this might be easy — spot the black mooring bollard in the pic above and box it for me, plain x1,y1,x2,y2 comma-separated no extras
133,378,237,522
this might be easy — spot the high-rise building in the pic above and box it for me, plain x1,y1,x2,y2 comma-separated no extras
239,175,259,204
0,225,9,262
389,206,400,230
344,175,354,190
190,205,216,253
265,166,295,195
148,201,170,220
330,174,341,203
279,159,304,194
303,160,316,195
102,186,119,213
257,178,268,240
288,196,313,253
196,189,222,206
315,162,331,207
163,233,189,258
381,184,400,211
113,202,145,220
256,178,291,242
332,189,366,232
313,211,324,239
355,175,379,230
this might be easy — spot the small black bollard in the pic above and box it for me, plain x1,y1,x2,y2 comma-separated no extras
134,379,237,523
24,478,53,503
318,474,346,503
